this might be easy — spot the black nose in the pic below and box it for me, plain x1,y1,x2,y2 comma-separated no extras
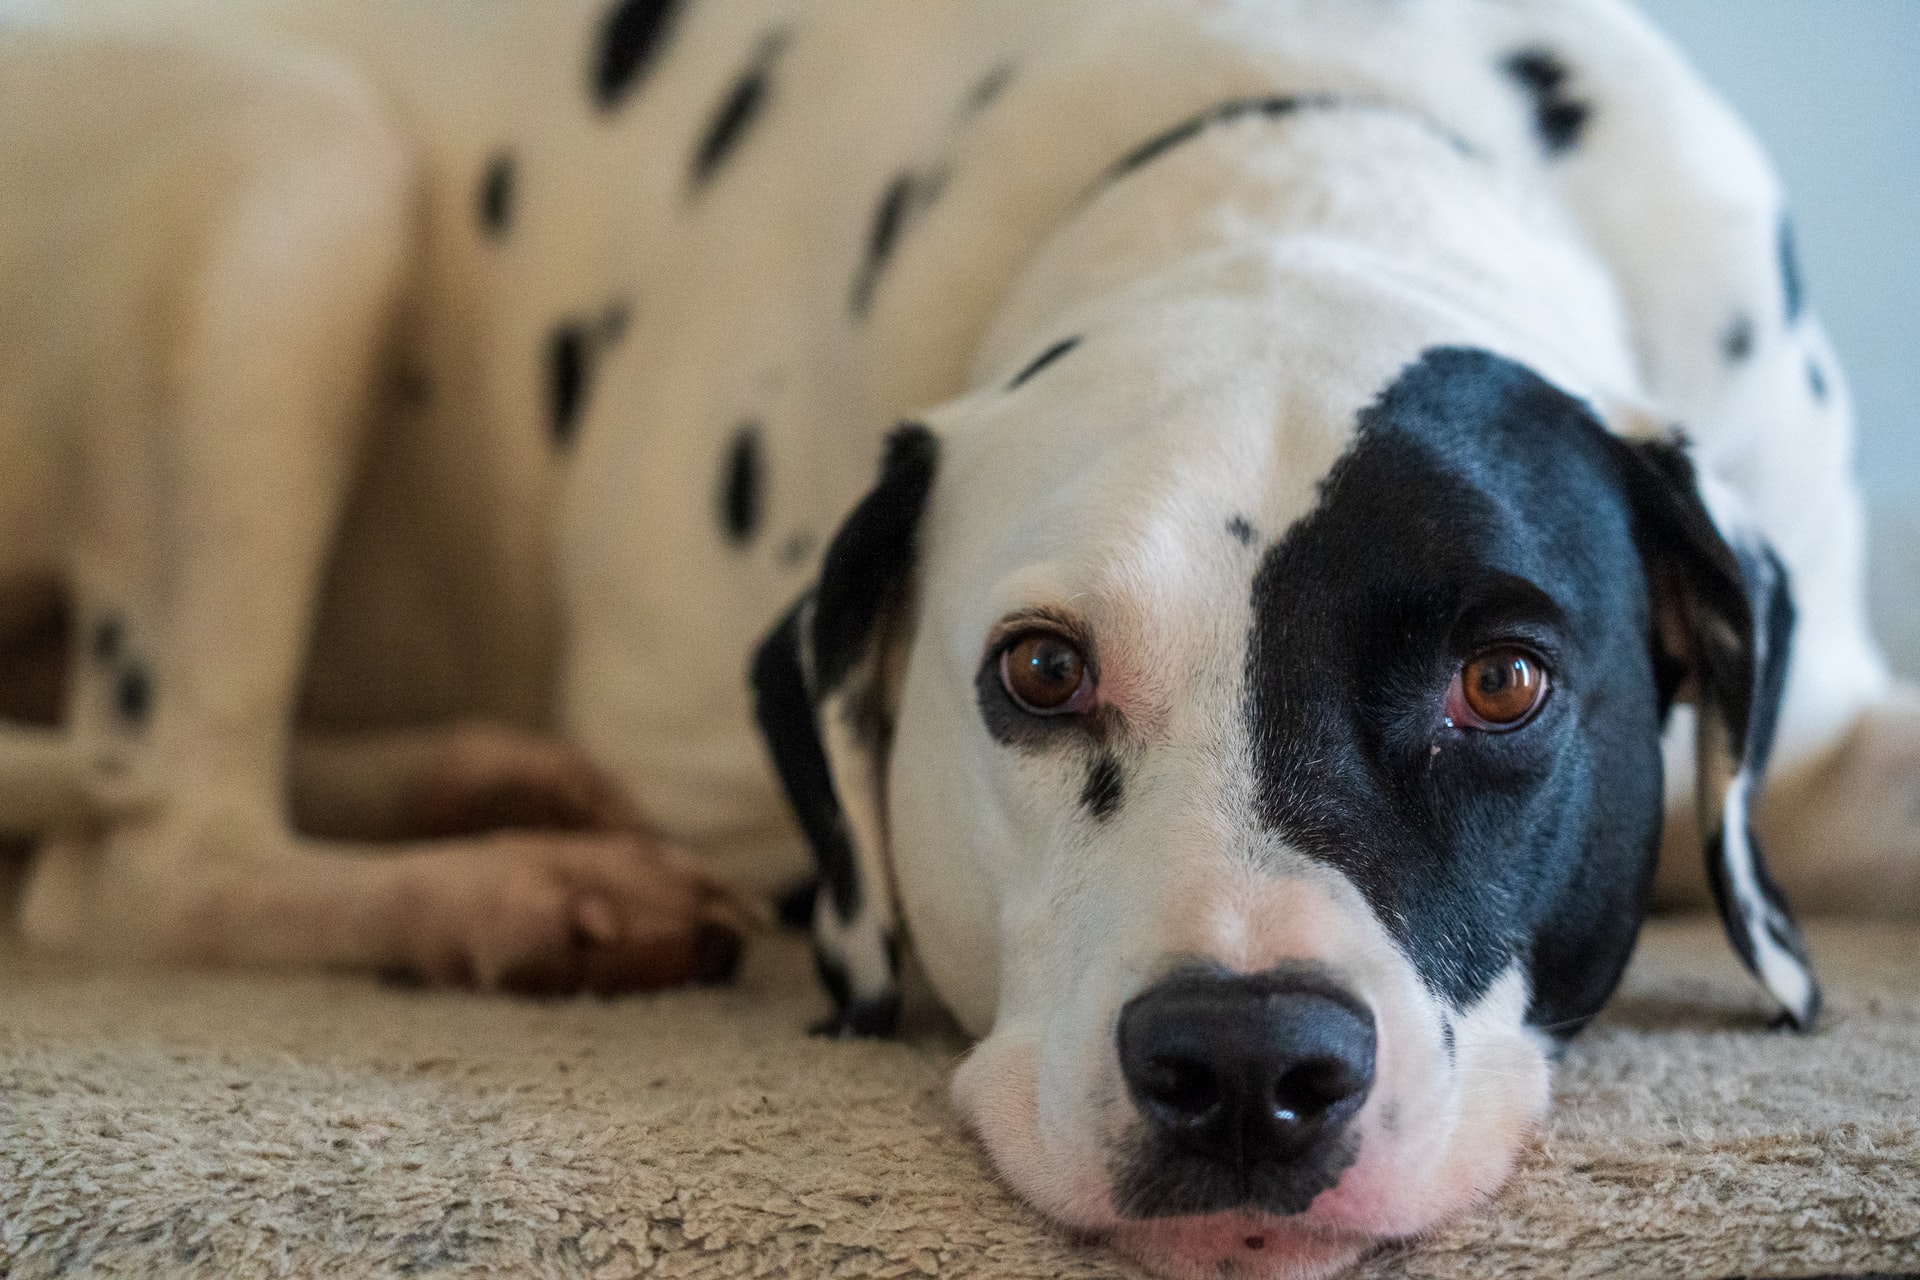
1117,967,1375,1168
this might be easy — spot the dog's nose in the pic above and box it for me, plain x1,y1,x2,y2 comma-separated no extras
1117,968,1375,1167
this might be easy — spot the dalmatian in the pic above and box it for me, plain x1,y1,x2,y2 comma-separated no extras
3,0,1916,1276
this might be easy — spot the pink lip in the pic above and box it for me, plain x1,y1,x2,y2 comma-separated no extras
1111,1210,1371,1280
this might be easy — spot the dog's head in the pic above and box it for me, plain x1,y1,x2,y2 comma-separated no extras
751,255,1816,1278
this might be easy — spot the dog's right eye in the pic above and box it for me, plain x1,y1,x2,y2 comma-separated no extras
1001,632,1094,715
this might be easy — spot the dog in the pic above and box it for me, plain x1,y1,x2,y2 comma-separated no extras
3,1,1917,1276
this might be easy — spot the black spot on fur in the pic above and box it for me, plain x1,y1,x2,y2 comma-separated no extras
966,63,1015,113
1007,336,1082,390
692,38,781,187
1503,48,1590,155
91,615,123,664
1107,96,1331,185
1441,1016,1456,1064
1807,358,1828,403
592,0,683,112
1227,516,1257,546
115,664,152,726
851,174,920,318
1722,314,1755,363
1096,96,1474,199
1779,215,1805,324
478,152,515,236
547,323,592,447
720,423,764,545
1082,754,1124,820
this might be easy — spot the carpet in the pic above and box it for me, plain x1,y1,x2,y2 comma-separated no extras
3,917,1917,1279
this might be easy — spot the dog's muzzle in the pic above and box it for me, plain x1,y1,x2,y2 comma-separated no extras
1114,965,1375,1218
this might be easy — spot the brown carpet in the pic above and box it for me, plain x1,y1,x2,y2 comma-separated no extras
3,917,1917,1279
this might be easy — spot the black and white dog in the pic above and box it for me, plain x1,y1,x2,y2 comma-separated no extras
3,1,1915,1276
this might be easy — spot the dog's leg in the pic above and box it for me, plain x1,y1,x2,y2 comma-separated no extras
15,88,745,989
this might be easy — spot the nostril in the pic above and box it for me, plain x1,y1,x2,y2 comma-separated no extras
1140,1055,1220,1125
1273,1055,1366,1121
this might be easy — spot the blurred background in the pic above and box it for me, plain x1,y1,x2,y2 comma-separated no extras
1637,0,1918,676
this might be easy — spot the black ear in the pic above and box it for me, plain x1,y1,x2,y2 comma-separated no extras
750,424,938,1037
1612,435,1819,1030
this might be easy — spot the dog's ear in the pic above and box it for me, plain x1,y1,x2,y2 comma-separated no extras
1610,432,1819,1031
750,424,938,1037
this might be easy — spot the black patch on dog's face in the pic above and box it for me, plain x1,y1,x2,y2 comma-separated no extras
1082,754,1124,821
547,324,592,447
1227,515,1257,547
1722,314,1754,364
1245,348,1663,1029
1503,48,1590,155
592,0,683,111
1007,337,1082,390
692,37,781,188
850,174,920,318
719,423,764,546
1778,215,1805,324
478,152,515,236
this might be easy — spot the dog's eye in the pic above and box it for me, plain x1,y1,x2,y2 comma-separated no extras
1001,632,1094,715
1446,648,1549,731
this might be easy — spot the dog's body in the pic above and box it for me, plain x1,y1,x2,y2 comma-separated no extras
3,1,1917,1275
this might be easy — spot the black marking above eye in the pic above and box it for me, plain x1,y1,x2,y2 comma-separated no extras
1722,314,1755,364
592,0,683,112
1007,336,1081,390
720,422,764,546
1502,48,1590,155
1779,215,1805,324
547,323,592,447
692,36,782,187
1082,754,1124,820
850,173,919,318
478,151,515,236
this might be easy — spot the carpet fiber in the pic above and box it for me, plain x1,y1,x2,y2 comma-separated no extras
3,917,1918,1279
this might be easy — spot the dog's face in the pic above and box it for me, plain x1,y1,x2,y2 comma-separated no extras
753,262,1817,1280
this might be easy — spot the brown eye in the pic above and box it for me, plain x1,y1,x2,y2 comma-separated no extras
1001,631,1093,715
1448,649,1549,731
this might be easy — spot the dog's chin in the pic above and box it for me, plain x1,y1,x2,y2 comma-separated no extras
1110,1214,1369,1280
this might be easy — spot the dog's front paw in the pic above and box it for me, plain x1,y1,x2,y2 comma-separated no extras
396,832,756,995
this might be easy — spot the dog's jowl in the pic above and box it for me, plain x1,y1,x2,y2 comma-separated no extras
2,2,1913,1278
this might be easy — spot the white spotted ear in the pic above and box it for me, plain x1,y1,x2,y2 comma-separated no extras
1613,434,1820,1030
749,425,938,1037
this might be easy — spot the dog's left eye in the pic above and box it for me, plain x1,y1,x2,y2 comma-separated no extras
1000,632,1095,715
1445,648,1550,731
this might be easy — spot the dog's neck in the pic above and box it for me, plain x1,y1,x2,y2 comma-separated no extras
972,103,1639,406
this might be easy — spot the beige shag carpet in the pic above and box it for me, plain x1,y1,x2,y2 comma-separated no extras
3,917,1918,1280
